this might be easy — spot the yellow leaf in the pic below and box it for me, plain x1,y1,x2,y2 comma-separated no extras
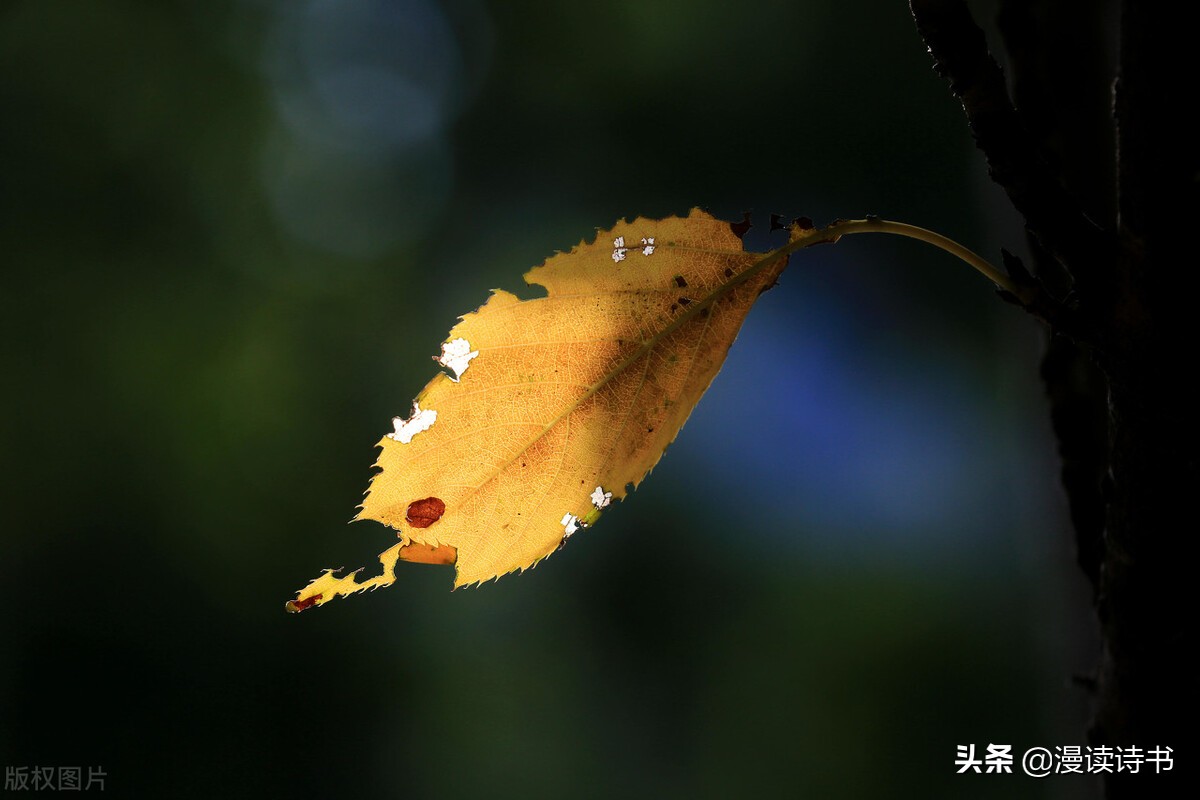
288,208,808,611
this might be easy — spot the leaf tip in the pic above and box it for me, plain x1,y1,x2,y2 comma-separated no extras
285,593,323,614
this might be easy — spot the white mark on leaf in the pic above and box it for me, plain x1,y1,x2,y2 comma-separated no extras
436,337,479,382
561,513,580,538
387,401,437,444
590,486,612,509
612,236,627,263
640,237,655,256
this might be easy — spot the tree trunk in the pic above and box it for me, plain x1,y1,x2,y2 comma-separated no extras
1095,3,1196,795
910,1,1195,795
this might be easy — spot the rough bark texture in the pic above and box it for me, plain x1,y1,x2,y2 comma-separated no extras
911,1,1194,796
996,0,1113,596
1099,2,1197,794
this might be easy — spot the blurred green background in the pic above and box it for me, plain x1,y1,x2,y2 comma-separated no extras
2,0,1097,797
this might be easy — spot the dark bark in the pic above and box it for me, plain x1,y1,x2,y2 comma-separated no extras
909,0,1114,294
910,1,1195,796
995,0,1113,596
1098,2,1198,795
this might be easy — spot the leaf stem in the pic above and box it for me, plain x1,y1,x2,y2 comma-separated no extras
781,218,1020,297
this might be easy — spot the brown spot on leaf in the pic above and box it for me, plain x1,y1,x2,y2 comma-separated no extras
724,267,734,278
406,496,446,528
729,211,752,240
699,307,710,319
678,297,691,306
673,275,688,288
285,594,322,614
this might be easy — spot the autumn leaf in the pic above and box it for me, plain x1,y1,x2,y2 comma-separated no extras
287,208,812,611
284,209,1016,611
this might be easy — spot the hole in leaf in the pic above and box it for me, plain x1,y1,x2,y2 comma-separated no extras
398,541,457,566
729,211,752,239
